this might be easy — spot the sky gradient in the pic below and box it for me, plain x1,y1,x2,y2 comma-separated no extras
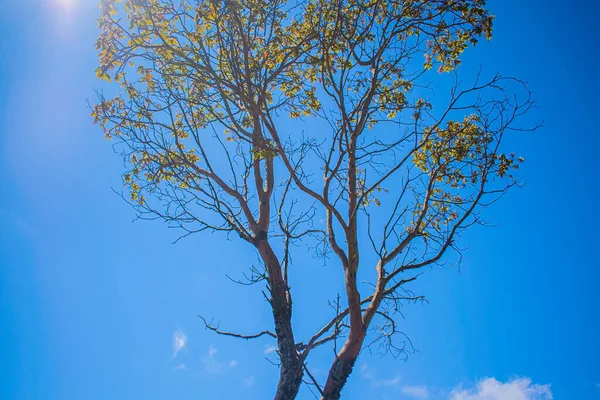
1,0,599,399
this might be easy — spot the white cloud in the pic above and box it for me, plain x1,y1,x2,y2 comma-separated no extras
377,376,402,388
172,329,187,359
244,375,255,388
360,363,375,381
173,363,186,371
402,384,429,399
202,345,238,374
450,377,552,400
264,344,277,355
360,363,401,388
208,345,218,358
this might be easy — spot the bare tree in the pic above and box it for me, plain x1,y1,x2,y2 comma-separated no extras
92,0,536,398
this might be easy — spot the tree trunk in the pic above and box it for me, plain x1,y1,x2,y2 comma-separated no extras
256,239,304,400
321,239,365,399
320,330,365,400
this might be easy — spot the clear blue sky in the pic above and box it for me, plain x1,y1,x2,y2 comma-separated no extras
1,0,599,399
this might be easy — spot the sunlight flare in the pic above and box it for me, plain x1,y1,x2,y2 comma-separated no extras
55,0,76,10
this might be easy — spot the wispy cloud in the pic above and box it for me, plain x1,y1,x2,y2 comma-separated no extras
450,377,552,400
264,344,277,355
173,363,186,371
202,345,238,374
172,328,187,359
402,384,429,399
243,375,255,388
360,363,401,388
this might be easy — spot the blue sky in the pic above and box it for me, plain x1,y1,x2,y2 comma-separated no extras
1,0,599,399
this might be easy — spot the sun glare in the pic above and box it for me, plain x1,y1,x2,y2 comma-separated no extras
57,0,76,7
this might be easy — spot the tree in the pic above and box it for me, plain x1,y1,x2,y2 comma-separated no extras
92,0,536,398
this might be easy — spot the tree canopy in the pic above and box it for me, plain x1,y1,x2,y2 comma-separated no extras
92,0,535,398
